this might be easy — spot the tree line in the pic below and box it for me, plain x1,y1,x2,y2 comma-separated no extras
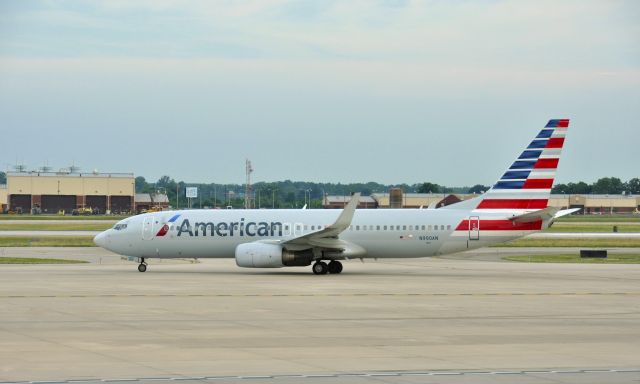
551,177,640,195
1,171,637,208
134,175,640,209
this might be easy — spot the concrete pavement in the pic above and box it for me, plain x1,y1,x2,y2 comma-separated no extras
1,253,639,383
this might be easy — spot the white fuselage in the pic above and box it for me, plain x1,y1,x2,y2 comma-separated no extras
95,207,541,260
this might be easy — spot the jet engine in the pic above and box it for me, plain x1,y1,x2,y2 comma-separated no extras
235,243,314,268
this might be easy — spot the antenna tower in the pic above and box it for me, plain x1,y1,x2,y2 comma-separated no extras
244,159,253,209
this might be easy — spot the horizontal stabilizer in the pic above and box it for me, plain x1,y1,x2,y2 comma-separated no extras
554,208,581,219
509,206,559,223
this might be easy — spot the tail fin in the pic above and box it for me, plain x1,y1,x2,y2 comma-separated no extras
445,119,569,211
479,118,569,210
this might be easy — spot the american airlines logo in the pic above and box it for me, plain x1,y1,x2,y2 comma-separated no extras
170,218,284,237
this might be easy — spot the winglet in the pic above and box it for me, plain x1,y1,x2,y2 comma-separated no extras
326,193,360,234
282,193,360,248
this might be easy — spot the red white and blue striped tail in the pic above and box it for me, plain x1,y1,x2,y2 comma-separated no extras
475,118,569,212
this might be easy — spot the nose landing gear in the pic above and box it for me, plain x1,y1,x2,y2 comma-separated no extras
138,258,147,273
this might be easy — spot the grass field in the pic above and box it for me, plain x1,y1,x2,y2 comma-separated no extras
494,238,640,248
0,236,95,247
0,214,129,221
504,253,640,264
545,223,640,233
555,215,640,223
0,257,88,264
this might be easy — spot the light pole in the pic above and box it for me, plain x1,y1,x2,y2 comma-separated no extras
305,189,312,208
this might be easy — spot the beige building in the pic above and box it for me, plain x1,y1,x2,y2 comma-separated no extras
5,171,135,214
550,194,640,214
0,185,7,212
134,193,171,213
324,191,640,214
370,193,477,208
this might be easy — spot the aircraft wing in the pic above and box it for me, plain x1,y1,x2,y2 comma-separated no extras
280,193,361,251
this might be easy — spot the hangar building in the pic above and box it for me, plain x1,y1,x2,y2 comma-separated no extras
3,171,135,214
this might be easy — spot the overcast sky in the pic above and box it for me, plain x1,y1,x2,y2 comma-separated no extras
0,0,638,186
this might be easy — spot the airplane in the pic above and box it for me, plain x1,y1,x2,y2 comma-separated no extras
94,119,575,275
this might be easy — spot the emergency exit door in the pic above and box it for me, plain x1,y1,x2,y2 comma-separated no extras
469,216,480,240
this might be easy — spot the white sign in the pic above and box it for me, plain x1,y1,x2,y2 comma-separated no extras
186,187,198,198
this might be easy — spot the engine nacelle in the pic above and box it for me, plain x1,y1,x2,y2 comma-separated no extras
235,243,314,268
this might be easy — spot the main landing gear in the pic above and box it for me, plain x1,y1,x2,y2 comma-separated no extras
138,258,147,273
312,260,343,275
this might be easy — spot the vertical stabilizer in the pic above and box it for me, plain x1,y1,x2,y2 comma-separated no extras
476,118,569,211
444,119,569,212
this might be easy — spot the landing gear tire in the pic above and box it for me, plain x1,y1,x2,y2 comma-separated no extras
312,261,328,275
328,260,343,274
138,258,147,273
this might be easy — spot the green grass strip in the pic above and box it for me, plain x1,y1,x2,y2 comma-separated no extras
0,236,95,247
545,223,640,233
494,238,640,248
504,253,640,264
556,215,640,222
0,257,88,264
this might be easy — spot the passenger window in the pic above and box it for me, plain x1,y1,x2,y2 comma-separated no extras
447,225,451,230
284,224,291,236
383,225,387,230
409,225,413,230
356,225,360,230
421,225,426,230
440,225,445,230
369,225,373,230
402,225,407,230
363,226,367,231
304,225,308,231
376,225,380,230
434,225,438,231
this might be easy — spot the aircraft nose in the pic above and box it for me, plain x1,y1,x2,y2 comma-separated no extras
93,231,107,248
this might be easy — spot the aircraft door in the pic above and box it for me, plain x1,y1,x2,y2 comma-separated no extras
142,216,154,240
469,216,480,240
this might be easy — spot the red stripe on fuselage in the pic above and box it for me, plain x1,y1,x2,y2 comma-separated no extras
156,224,169,237
545,138,565,148
455,219,543,231
534,158,559,169
523,179,554,189
476,199,548,209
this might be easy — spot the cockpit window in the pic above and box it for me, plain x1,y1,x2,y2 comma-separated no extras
113,223,128,230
